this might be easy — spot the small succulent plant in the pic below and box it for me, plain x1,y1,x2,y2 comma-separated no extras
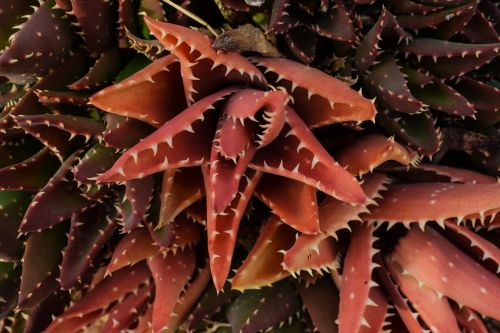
0,1,499,333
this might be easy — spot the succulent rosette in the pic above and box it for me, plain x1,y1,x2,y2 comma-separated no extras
0,1,498,333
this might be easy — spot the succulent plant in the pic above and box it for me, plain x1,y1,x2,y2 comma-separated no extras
0,1,499,333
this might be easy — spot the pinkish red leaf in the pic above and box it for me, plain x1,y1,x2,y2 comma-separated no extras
252,57,376,127
232,215,295,291
254,174,319,234
148,249,196,333
336,135,417,176
385,259,461,333
158,168,204,228
144,17,266,104
91,54,186,126
365,182,500,227
338,224,379,333
96,88,236,183
390,226,500,320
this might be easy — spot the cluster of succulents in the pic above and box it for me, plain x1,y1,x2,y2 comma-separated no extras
0,0,499,332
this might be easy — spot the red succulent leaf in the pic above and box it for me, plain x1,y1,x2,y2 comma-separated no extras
385,259,461,333
251,108,366,205
91,54,186,126
210,140,257,214
117,0,137,47
254,174,319,234
364,57,423,114
232,215,295,291
451,303,489,333
73,144,120,184
416,163,497,184
338,223,381,333
131,304,153,333
103,114,154,149
0,3,72,84
166,263,212,332
19,150,96,232
0,132,42,167
69,47,124,90
336,135,417,176
390,0,442,15
169,214,203,251
221,0,251,12
101,283,152,333
390,226,500,320
97,88,236,183
444,220,500,274
377,110,442,157
187,285,238,330
311,0,355,42
50,262,151,323
359,287,390,333
226,280,300,333
400,39,500,78
282,233,340,276
158,168,204,228
376,260,429,333
0,191,31,261
148,249,197,333
34,90,90,107
298,276,340,333
44,311,102,333
13,114,105,161
365,182,500,227
60,204,117,289
268,0,300,34
0,147,60,192
252,57,377,127
320,173,389,237
221,89,288,150
69,0,114,57
354,8,411,74
19,223,66,308
106,228,159,275
203,164,262,291
121,176,155,231
144,17,267,104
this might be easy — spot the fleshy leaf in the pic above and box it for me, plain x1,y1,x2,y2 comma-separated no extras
0,191,31,262
391,226,500,320
148,249,196,333
385,259,461,333
203,164,262,291
252,57,376,127
401,39,500,78
338,224,380,333
158,168,204,229
0,262,21,318
232,215,295,291
90,54,186,126
69,0,114,57
298,276,339,333
254,174,320,234
336,135,417,176
60,204,117,289
103,113,154,149
365,182,500,227
122,176,154,231
73,144,120,185
226,280,300,333
19,150,95,232
377,110,442,156
19,223,67,308
0,3,72,83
